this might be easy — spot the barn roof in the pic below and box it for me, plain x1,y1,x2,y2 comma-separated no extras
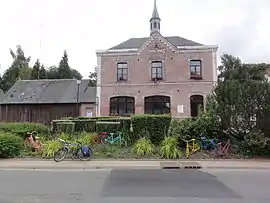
0,79,96,104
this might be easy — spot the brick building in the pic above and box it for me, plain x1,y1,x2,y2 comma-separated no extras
96,0,218,118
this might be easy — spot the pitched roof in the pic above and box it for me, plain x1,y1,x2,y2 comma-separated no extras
0,79,96,104
109,36,203,50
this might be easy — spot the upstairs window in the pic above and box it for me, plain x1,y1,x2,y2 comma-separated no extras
190,60,202,79
117,62,128,81
151,61,163,81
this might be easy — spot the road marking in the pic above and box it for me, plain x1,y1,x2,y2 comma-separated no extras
0,168,112,172
201,168,270,174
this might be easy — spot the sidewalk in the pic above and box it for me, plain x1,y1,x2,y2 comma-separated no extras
1,159,270,170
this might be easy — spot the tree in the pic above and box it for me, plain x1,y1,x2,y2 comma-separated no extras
88,71,97,86
212,54,270,138
31,60,47,80
31,59,41,80
57,50,82,79
58,50,72,79
1,45,32,92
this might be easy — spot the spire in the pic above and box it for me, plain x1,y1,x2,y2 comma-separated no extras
150,0,161,35
151,0,159,19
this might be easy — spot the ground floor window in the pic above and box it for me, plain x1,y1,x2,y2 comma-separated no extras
190,95,204,117
144,95,170,114
109,96,135,116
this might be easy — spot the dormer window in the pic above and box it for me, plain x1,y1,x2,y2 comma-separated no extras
117,62,128,81
190,60,202,79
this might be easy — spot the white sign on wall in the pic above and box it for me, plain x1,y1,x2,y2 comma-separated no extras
177,105,184,114
86,112,93,117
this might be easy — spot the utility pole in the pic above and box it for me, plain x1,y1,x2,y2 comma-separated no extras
38,23,44,80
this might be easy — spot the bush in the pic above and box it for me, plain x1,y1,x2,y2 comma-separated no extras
160,137,182,159
0,133,24,158
131,114,171,145
96,121,121,133
52,117,131,134
42,140,61,158
56,122,75,134
132,137,154,157
0,122,48,138
77,132,95,145
168,111,222,141
74,120,96,132
168,118,194,140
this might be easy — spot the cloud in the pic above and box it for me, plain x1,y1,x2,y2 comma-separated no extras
215,1,270,62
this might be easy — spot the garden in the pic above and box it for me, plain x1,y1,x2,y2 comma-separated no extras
0,110,269,160
1,54,270,160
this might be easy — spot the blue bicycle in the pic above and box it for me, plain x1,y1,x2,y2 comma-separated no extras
54,138,93,162
100,131,125,145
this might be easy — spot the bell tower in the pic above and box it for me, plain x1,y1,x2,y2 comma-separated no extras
150,0,161,35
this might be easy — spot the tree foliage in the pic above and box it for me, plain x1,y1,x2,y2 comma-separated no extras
0,46,83,92
88,71,97,86
212,54,270,140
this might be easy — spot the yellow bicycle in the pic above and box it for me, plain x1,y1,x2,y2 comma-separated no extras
181,138,201,158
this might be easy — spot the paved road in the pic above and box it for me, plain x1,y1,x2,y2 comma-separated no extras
0,168,270,203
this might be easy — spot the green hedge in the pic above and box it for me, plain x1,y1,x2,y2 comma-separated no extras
0,133,24,158
0,122,49,138
51,117,131,134
96,121,121,133
131,114,171,145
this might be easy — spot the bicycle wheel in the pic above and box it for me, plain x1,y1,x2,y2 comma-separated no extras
54,148,67,162
101,135,110,145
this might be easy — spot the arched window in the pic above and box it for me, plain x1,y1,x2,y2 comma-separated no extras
144,95,170,114
190,95,204,117
110,96,135,116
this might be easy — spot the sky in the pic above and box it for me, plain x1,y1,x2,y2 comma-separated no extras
0,0,270,78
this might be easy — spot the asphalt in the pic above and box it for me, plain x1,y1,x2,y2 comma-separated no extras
1,168,270,203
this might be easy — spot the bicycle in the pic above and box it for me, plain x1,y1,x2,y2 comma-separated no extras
24,131,42,152
54,138,93,162
213,139,231,158
200,136,219,150
101,131,125,145
181,138,201,158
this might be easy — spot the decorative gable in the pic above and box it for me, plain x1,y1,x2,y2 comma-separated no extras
138,32,178,53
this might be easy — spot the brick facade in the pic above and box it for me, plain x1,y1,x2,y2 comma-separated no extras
96,33,218,118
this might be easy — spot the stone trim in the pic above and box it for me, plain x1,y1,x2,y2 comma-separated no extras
138,32,178,53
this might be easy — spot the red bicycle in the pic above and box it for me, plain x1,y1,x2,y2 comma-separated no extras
24,131,42,152
92,132,108,145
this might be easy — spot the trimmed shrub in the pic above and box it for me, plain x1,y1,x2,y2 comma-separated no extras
131,114,171,145
52,117,131,134
96,121,121,133
0,133,24,158
73,120,96,132
56,122,75,134
0,122,48,138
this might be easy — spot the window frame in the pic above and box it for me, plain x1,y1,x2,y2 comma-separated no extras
144,96,171,114
117,62,128,81
109,96,135,116
190,60,202,79
151,61,163,81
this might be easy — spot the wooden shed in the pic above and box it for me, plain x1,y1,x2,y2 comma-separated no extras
0,79,96,125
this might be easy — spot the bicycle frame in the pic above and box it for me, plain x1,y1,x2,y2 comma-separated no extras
181,138,200,158
25,131,42,152
102,131,124,145
58,138,81,158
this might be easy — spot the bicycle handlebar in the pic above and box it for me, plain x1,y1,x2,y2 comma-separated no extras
58,138,82,145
